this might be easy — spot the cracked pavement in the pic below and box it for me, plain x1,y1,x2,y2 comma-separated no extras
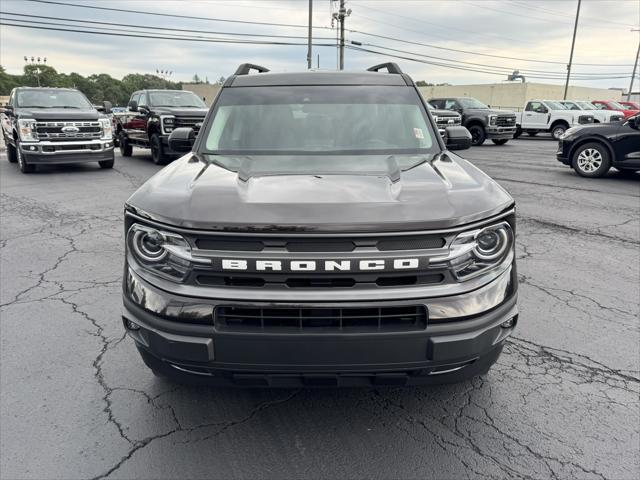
1,139,638,479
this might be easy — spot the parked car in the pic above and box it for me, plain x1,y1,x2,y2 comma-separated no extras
514,99,594,140
115,89,208,164
0,87,114,173
558,100,625,123
122,62,518,387
592,100,640,118
556,114,640,177
428,96,517,146
426,103,462,139
618,100,640,111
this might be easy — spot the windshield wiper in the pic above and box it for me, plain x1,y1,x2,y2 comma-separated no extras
50,105,81,109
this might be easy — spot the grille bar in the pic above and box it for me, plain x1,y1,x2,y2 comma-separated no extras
216,305,427,332
35,121,102,140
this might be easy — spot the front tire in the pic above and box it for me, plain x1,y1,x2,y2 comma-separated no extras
16,140,35,173
468,125,486,146
150,133,167,165
99,159,114,169
571,142,611,178
551,123,568,140
119,133,133,157
492,139,509,145
6,141,18,163
513,126,522,139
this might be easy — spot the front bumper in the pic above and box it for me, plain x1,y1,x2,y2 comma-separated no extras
20,139,114,164
485,126,516,140
122,267,518,387
556,139,571,165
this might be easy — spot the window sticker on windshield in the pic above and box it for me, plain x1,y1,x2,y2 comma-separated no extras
413,128,424,139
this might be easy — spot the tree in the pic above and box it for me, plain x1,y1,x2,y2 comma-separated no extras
0,66,19,95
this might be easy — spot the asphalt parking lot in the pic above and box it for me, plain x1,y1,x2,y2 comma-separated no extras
1,138,638,480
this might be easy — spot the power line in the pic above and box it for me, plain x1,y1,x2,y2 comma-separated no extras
23,0,635,67
0,11,336,41
26,0,334,30
0,21,337,47
508,0,638,28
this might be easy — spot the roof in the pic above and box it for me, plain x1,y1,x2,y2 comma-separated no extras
228,70,411,87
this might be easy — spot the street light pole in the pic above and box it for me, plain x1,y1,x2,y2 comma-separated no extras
307,0,313,69
563,0,581,100
628,29,640,101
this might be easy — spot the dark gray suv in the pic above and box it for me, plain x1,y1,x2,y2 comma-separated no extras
122,63,518,387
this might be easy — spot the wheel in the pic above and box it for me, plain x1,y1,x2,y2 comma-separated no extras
16,140,35,173
99,159,114,169
468,125,486,146
150,133,167,165
6,141,18,163
571,142,611,178
492,139,509,145
551,123,568,140
119,133,133,157
513,127,522,139
526,131,538,137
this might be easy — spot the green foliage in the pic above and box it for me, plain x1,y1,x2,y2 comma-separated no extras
0,65,182,106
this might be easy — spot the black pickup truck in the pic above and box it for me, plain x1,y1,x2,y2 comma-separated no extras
121,63,518,388
1,87,114,173
114,89,208,165
428,97,517,146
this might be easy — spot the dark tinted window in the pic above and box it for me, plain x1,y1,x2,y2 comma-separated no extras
15,89,92,108
203,86,438,156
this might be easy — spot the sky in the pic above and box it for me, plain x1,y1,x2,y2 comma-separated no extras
1,0,639,89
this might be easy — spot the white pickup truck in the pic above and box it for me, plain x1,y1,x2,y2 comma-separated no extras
559,101,625,124
514,99,595,140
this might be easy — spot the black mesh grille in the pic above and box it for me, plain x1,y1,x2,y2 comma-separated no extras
215,305,427,332
496,116,516,127
377,236,445,250
578,115,594,124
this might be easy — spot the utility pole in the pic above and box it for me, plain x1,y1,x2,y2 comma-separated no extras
628,29,640,101
306,0,313,69
563,0,581,100
339,0,346,70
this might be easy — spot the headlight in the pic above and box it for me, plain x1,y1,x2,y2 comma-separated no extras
559,126,580,139
488,115,497,126
127,223,205,282
161,115,175,134
17,119,38,142
435,221,514,281
99,118,112,140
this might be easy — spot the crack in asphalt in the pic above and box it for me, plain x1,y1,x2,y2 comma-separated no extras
90,390,301,480
518,216,640,246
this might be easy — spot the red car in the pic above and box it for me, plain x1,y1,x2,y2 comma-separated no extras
592,100,639,118
619,100,640,110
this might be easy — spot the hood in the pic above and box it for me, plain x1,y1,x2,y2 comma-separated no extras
126,153,514,233
151,107,208,117
16,108,101,120
430,109,460,118
465,108,515,116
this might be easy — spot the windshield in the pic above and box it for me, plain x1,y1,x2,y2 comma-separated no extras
576,101,597,110
545,101,566,110
202,86,438,164
149,91,206,108
607,101,626,110
15,89,92,108
561,101,580,110
458,98,488,109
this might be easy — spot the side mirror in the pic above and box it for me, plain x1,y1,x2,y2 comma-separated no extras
128,100,138,112
138,105,149,115
103,101,112,114
168,127,195,153
1,105,13,114
445,126,472,151
629,115,640,130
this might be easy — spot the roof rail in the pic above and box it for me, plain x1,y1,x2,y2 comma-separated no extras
234,63,270,75
367,62,403,74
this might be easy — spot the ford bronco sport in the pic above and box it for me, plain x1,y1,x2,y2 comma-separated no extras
122,63,518,387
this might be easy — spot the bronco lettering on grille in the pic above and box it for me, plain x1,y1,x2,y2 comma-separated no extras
220,258,422,272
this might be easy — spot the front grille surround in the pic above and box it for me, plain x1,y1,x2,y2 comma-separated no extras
496,115,516,127
174,116,205,134
578,115,594,124
35,121,102,140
